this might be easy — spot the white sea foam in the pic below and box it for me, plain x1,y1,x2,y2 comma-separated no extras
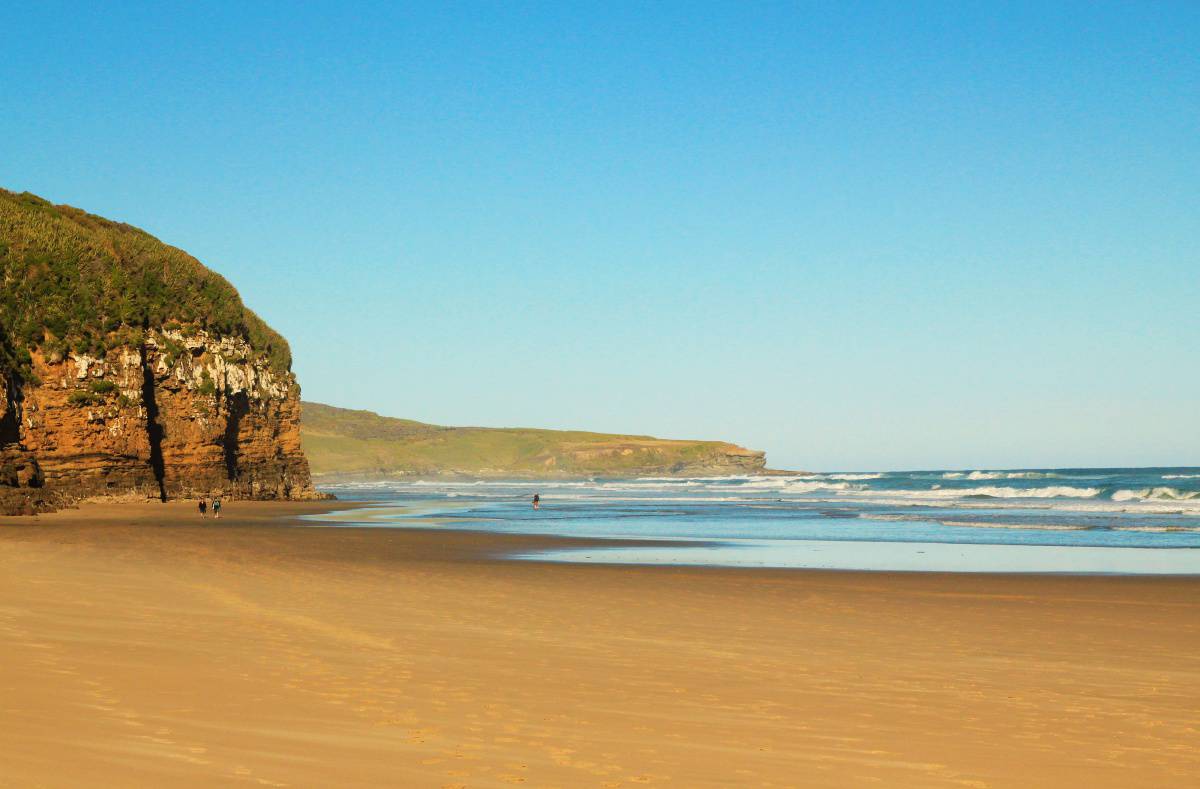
333,475,1200,522
939,520,1087,531
858,513,1083,530
811,473,884,481
326,480,407,490
789,480,862,493
451,492,763,504
597,480,702,490
1163,474,1200,480
943,470,1057,480
703,477,861,493
1112,487,1200,502
1064,501,1200,515
847,485,1101,500
1114,525,1199,533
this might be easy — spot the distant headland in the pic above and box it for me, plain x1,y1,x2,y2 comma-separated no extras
300,401,792,481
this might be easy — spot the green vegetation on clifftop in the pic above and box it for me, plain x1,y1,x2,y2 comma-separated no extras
301,402,768,478
0,188,291,374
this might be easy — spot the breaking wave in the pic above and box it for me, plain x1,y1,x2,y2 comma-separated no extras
1115,525,1200,533
811,473,885,481
710,478,863,493
942,471,1058,480
1112,487,1200,502
939,520,1087,531
852,485,1102,500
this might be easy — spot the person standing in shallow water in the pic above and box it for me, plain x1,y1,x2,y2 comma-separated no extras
532,494,540,510
198,499,207,518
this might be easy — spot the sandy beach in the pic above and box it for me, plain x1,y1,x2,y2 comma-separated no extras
2,501,1198,788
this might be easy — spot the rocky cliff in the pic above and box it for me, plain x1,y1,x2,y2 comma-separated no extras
0,189,319,513
0,363,53,514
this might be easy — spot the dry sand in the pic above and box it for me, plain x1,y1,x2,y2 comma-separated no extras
1,500,1198,788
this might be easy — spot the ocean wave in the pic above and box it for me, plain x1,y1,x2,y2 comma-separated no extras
1023,498,1200,515
1114,525,1199,533
705,478,863,493
1112,487,1200,502
938,520,1087,531
942,470,1057,480
597,481,702,490
854,485,1102,500
823,493,1200,521
634,476,739,483
790,480,860,492
812,473,884,481
858,513,1089,531
1163,474,1200,480
490,494,760,503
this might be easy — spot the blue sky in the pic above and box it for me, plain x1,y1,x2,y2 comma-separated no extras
3,2,1197,470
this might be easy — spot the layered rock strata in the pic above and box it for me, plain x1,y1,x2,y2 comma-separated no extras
5,328,317,511
0,371,57,514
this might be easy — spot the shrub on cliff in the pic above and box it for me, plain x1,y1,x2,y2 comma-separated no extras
0,189,292,378
66,390,102,407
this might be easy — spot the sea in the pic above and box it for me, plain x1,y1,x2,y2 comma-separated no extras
313,467,1200,574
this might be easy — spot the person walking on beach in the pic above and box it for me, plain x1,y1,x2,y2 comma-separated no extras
212,497,221,519
198,499,207,518
532,493,540,510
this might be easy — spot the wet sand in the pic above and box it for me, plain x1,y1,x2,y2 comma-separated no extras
2,500,1198,787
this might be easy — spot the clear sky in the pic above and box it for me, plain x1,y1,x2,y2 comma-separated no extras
3,2,1197,471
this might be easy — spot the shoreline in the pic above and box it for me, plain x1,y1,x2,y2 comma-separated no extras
17,497,1200,577
311,499,1200,577
3,500,1198,786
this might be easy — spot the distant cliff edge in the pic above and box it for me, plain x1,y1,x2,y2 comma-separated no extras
301,401,784,480
0,189,320,514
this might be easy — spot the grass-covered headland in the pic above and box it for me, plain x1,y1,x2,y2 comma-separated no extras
301,402,768,478
0,189,291,378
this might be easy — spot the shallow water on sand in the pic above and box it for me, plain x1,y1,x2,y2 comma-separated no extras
315,469,1200,574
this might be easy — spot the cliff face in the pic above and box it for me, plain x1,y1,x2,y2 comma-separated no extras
0,369,55,514
15,329,315,507
0,189,319,513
